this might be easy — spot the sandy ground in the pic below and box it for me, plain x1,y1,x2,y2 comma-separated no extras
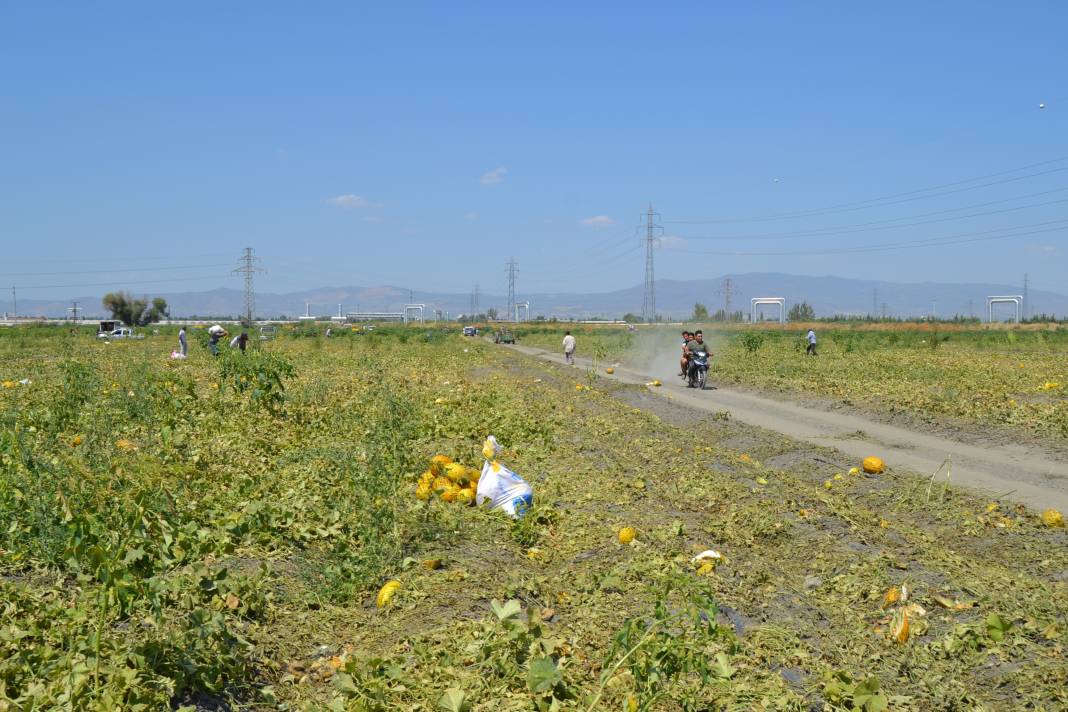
506,342,1068,513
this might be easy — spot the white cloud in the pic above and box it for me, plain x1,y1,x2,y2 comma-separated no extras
1026,244,1058,256
480,166,507,185
326,194,383,209
579,215,616,227
659,235,688,249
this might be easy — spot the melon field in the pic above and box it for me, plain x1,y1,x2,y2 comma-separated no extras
1,325,1067,711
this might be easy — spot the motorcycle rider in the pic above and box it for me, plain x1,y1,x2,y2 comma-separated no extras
685,330,711,386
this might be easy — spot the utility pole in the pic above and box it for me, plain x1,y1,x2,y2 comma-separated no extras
641,204,661,323
471,284,480,318
881,302,888,320
722,277,733,320
872,288,878,318
1023,273,1029,320
931,300,937,320
68,301,80,321
968,299,974,319
10,287,15,319
232,247,264,328
506,258,518,322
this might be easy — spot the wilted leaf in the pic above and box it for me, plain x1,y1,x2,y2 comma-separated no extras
491,599,522,622
526,656,562,693
437,688,470,712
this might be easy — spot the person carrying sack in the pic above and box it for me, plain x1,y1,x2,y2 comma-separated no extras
562,331,576,365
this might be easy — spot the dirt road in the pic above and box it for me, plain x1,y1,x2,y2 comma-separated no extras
506,342,1068,512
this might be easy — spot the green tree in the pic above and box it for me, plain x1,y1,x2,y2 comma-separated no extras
101,292,170,326
486,308,498,320
787,301,815,321
691,302,709,321
621,313,641,324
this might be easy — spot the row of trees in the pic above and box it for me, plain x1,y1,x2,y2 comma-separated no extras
101,292,169,326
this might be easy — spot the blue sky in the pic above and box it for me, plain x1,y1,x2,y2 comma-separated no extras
2,1,1066,302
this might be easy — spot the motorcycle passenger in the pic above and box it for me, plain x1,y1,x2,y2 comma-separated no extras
679,330,692,376
685,330,711,385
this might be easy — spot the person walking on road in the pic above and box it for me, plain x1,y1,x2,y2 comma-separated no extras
563,331,576,365
178,326,187,356
806,329,817,356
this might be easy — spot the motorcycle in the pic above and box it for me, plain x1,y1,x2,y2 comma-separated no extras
687,352,709,390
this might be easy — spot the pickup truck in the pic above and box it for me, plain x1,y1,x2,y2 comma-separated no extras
97,327,135,340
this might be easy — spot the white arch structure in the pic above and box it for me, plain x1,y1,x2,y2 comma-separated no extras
514,301,530,322
403,304,425,324
986,295,1023,323
751,297,786,324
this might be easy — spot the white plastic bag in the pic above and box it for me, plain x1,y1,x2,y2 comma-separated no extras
476,436,533,518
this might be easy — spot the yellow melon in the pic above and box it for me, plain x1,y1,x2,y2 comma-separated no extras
430,454,453,476
444,462,468,484
618,527,636,544
376,580,401,608
862,456,885,474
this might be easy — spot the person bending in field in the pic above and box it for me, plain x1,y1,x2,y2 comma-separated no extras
208,324,227,356
230,331,249,352
680,330,692,377
806,328,817,356
563,331,576,365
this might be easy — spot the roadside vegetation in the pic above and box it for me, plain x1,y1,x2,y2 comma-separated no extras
1,325,1066,710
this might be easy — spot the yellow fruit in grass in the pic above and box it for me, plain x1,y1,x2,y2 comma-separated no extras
432,476,452,493
430,454,453,475
862,456,885,474
606,367,615,374
116,438,136,451
444,462,468,483
440,484,460,503
891,608,910,643
618,527,636,544
419,470,435,486
1042,509,1065,527
466,466,481,483
455,488,475,506
376,580,401,608
72,434,83,447
416,482,432,500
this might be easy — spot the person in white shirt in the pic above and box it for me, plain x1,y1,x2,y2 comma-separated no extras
177,327,187,356
562,331,576,364
229,332,248,352
806,329,817,356
208,324,227,356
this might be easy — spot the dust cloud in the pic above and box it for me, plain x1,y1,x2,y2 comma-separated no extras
617,327,729,380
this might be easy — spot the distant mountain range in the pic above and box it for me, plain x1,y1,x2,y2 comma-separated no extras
2,273,1062,320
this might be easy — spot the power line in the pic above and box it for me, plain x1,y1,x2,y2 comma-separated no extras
0,262,233,277
5,252,232,265
673,218,1068,257
673,187,1068,241
12,274,234,291
665,156,1068,224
